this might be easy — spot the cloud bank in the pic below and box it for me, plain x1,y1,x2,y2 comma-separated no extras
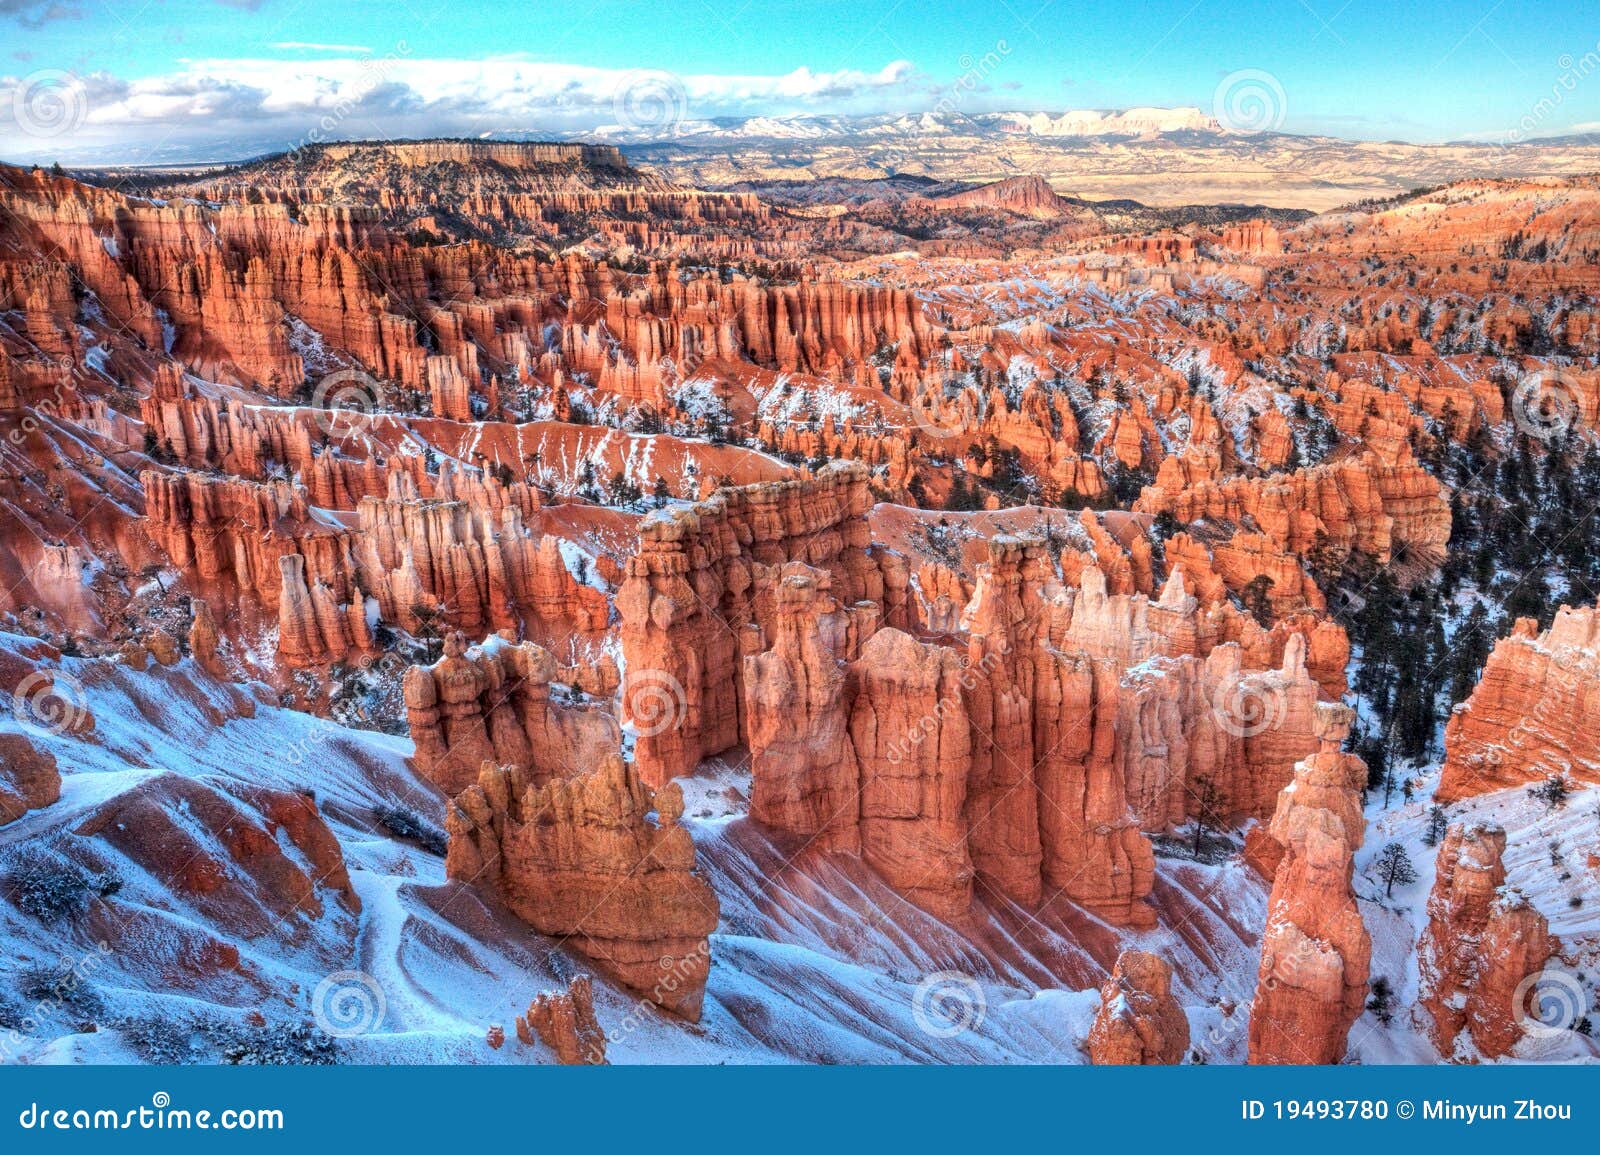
0,52,921,164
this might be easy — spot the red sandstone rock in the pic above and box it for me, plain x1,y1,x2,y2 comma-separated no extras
1085,950,1190,1064
849,627,975,920
515,975,609,1064
143,462,607,672
1247,746,1371,1064
1440,603,1600,801
1418,823,1555,1059
619,464,886,787
928,175,1078,220
445,753,718,1019
404,631,620,796
744,566,872,853
0,733,61,825
733,524,1331,926
188,598,224,677
1139,445,1450,573
73,772,360,934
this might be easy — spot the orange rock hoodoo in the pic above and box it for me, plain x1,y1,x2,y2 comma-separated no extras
403,631,620,797
618,462,892,788
515,975,609,1065
1085,950,1190,1065
444,752,719,1020
1140,444,1450,567
144,461,608,668
1247,705,1371,1064
1137,443,1450,618
1418,823,1554,1059
732,514,1332,925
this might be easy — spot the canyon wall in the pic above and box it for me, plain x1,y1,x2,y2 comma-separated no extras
731,526,1331,926
1439,603,1600,802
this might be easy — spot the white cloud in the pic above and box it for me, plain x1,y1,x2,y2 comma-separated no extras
0,53,920,163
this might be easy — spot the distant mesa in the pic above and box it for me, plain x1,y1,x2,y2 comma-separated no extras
927,174,1077,218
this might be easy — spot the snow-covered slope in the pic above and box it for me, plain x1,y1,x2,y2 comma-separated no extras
5,630,1593,1064
0,633,1258,1065
1349,765,1600,1064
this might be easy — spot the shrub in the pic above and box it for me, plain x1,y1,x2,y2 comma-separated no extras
0,992,25,1031
118,1016,198,1064
4,852,122,924
1528,774,1572,809
16,962,104,1021
211,1020,338,1066
1366,976,1395,1024
374,805,448,857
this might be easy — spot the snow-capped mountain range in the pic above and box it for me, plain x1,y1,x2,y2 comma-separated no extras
579,107,1224,145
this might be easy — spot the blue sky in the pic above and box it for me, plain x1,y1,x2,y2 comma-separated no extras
1,0,1597,162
